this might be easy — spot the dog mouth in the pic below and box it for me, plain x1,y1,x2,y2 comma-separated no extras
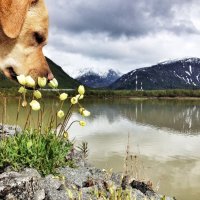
5,67,18,81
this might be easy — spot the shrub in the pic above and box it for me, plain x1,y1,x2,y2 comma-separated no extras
0,76,91,176
0,129,73,176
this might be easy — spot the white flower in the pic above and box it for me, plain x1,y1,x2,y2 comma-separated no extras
82,110,91,117
71,97,78,104
79,121,86,127
48,78,58,88
57,110,64,118
17,75,26,85
59,93,68,101
79,108,85,114
33,90,42,99
18,86,26,94
76,94,84,100
78,85,85,95
38,77,47,87
30,100,40,111
25,76,35,88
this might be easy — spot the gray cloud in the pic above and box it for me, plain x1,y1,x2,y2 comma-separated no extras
44,0,200,77
46,0,199,38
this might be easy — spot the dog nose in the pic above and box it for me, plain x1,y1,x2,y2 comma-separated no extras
47,72,54,81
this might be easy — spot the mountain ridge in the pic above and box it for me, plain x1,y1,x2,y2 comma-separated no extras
76,68,122,88
109,57,200,90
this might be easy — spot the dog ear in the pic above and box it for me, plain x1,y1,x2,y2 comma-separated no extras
0,0,30,38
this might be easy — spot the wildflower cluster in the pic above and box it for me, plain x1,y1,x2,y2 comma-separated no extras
17,74,90,132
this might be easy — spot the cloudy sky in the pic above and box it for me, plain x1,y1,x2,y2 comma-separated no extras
44,0,200,77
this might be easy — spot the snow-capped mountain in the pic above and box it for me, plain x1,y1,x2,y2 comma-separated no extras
76,69,122,88
109,57,200,90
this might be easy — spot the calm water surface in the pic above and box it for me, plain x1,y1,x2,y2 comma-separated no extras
2,98,200,200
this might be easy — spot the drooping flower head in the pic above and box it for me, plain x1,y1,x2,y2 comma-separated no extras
17,75,26,85
78,85,85,95
30,100,40,111
38,77,47,87
59,93,68,101
33,90,42,99
79,121,86,127
25,76,36,88
71,97,78,104
48,78,58,88
57,110,65,118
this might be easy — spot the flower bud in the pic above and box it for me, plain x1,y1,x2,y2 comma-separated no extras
38,77,47,87
78,85,85,95
48,78,58,88
63,132,68,139
25,76,35,88
57,110,65,118
79,107,85,114
71,97,78,104
33,90,42,99
79,121,86,127
30,100,40,111
22,100,27,107
18,86,27,94
59,93,68,101
17,75,26,85
82,110,91,117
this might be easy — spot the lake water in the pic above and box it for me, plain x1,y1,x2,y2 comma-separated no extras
2,98,200,200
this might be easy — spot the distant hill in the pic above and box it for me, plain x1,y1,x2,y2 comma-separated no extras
0,57,80,89
46,57,80,89
0,72,18,88
76,69,122,88
109,58,200,90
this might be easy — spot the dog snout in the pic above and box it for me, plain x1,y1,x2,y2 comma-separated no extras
47,72,54,81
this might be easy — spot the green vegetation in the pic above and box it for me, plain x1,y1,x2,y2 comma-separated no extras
0,72,18,88
2,88,200,99
0,75,90,176
86,89,200,98
0,129,73,176
46,57,80,89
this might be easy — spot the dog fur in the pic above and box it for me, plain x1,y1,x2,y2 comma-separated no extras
0,0,53,82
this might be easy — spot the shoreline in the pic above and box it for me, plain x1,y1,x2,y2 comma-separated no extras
1,88,200,100
0,149,173,200
0,125,173,199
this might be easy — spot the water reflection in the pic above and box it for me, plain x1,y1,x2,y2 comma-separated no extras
83,99,200,134
1,98,200,200
68,99,200,200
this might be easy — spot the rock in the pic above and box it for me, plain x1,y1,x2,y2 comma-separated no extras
0,149,174,200
0,124,21,137
0,170,41,199
132,188,146,199
58,166,92,188
21,168,41,178
33,189,45,200
46,189,69,200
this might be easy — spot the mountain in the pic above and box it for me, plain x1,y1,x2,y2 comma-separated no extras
76,69,122,88
0,57,80,89
46,57,80,89
110,58,200,90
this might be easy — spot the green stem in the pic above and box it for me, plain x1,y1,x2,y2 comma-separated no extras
66,120,79,132
58,104,73,136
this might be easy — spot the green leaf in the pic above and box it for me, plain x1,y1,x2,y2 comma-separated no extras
27,140,33,149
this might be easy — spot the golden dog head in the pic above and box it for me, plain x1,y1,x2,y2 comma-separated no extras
0,0,54,82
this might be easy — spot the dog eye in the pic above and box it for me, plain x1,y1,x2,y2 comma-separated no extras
31,0,39,6
33,32,44,44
